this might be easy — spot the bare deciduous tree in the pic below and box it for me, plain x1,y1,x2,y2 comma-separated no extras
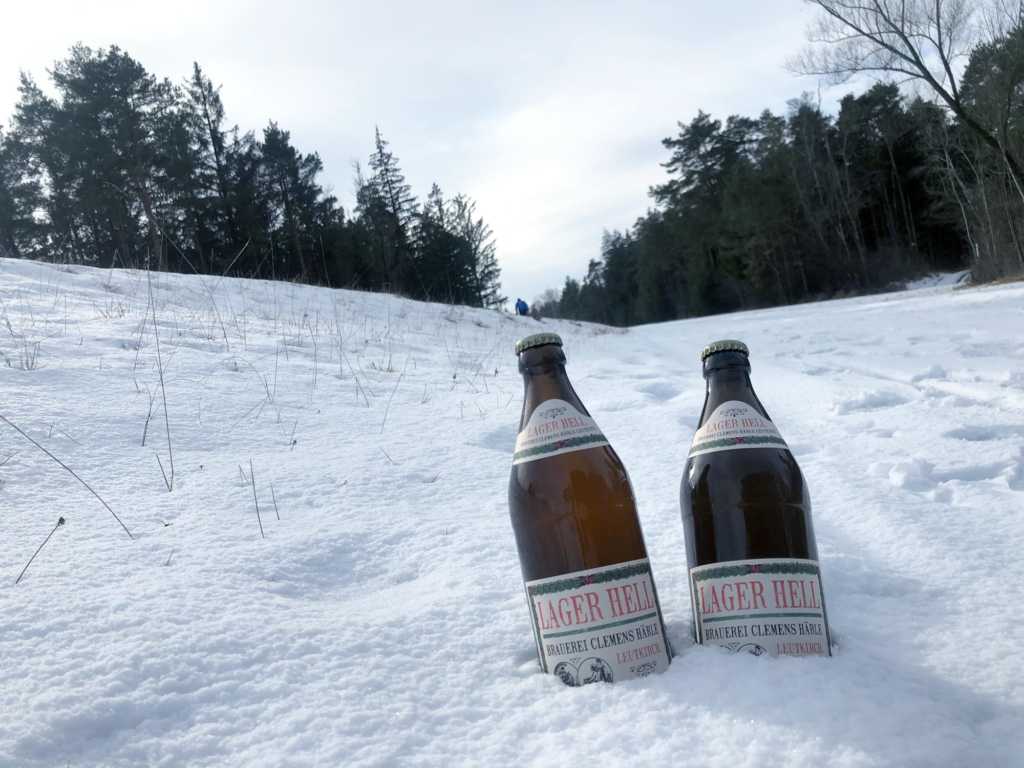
794,0,1024,185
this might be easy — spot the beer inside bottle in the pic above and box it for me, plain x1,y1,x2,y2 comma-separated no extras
681,339,832,657
509,332,671,685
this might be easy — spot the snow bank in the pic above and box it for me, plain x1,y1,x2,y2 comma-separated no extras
0,258,1021,767
902,270,971,290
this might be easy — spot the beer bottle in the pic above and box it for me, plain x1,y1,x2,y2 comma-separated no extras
509,332,671,685
681,340,832,657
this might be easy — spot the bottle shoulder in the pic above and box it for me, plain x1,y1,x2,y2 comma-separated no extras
683,447,807,497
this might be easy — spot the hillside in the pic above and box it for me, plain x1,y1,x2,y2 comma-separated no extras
0,258,1021,767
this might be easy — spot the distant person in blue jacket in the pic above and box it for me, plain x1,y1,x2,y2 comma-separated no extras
515,298,529,316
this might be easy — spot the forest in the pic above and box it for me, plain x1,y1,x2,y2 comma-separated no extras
0,47,504,309
2,3,1023,326
537,2,1024,324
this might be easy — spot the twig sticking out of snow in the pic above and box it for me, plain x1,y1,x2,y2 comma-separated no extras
141,387,155,446
14,516,66,585
271,482,280,521
250,458,265,539
341,348,370,407
0,413,133,540
147,267,174,491
380,358,408,434
156,454,172,490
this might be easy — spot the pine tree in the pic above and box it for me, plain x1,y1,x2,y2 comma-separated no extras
260,122,325,282
184,63,245,269
450,194,504,308
0,127,44,259
3,43,509,298
412,183,472,302
358,128,419,292
9,46,189,268
369,127,418,230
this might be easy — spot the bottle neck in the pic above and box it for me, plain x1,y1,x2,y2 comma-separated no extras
700,355,771,424
517,346,589,428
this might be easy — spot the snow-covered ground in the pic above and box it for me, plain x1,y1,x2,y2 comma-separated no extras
0,258,1021,767
901,270,971,290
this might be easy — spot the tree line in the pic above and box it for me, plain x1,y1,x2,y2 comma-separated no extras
0,45,504,308
538,1,1024,325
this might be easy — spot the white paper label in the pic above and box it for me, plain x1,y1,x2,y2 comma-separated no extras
690,558,831,657
525,559,670,685
688,400,788,457
513,398,609,465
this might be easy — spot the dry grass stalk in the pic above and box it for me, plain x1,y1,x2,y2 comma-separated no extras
15,516,66,585
0,414,133,539
147,267,174,491
250,458,265,539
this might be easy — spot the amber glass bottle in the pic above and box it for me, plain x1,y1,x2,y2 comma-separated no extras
681,340,831,657
509,332,671,685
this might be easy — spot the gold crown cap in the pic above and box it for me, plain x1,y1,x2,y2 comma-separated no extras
700,339,749,361
515,332,563,355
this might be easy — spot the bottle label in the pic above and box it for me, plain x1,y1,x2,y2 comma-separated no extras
525,558,671,685
688,400,788,457
513,398,609,465
689,558,831,657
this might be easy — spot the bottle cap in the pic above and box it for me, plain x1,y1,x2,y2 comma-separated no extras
515,332,563,355
700,339,749,361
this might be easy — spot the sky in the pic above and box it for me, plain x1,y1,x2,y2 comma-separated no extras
0,0,839,304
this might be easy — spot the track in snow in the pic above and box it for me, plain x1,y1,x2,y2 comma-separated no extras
0,258,1021,767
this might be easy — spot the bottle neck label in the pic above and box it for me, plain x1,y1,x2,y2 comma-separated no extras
689,558,831,657
513,398,609,465
525,558,671,684
689,400,788,457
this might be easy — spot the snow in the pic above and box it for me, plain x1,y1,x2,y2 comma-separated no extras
901,270,971,290
0,258,1022,767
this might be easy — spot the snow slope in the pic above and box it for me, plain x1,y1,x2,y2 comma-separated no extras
0,259,1021,768
902,270,971,290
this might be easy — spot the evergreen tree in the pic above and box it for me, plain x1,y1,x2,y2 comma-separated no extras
9,46,188,268
0,127,43,258
183,63,245,270
548,83,970,325
360,127,418,292
0,44,503,301
450,194,504,308
259,122,324,282
600,230,639,326
412,183,472,302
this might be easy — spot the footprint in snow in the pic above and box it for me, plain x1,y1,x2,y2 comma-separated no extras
910,365,948,383
959,343,1004,358
1001,371,1024,390
591,398,644,413
943,425,1024,442
477,423,517,453
835,390,910,414
802,365,831,376
637,381,683,402
260,536,372,598
1008,461,1024,492
889,453,1024,492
